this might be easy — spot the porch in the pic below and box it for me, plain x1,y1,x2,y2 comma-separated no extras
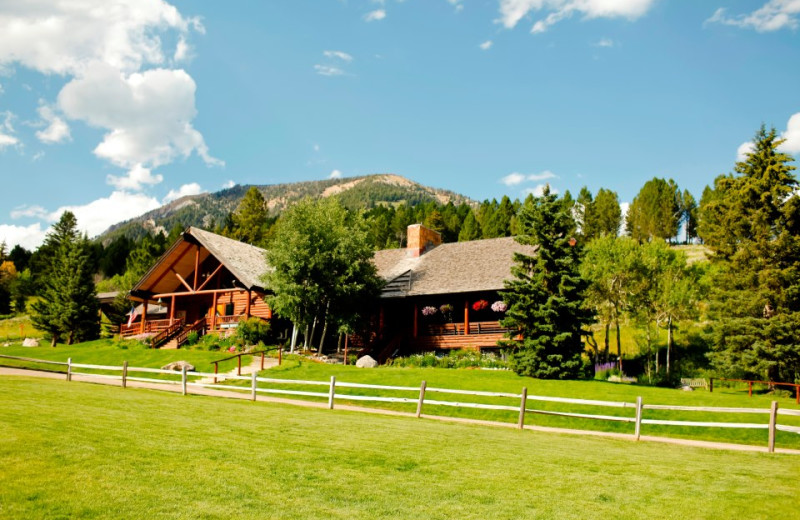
411,320,513,351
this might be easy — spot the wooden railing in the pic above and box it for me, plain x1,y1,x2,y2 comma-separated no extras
423,321,513,337
174,318,207,348
212,315,245,330
150,319,185,349
4,354,799,454
210,347,282,383
711,377,800,404
120,319,172,338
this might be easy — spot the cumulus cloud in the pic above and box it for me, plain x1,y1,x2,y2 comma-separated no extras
448,0,465,12
0,0,202,75
0,223,48,250
10,205,49,220
528,170,557,181
364,9,387,22
735,112,800,162
330,169,343,179
497,0,656,33
35,104,71,144
480,40,494,50
58,62,222,174
107,164,164,191
501,170,557,186
501,172,526,186
222,180,236,189
163,182,204,203
323,50,353,62
706,1,800,32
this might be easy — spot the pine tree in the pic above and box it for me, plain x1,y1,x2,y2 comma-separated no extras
626,178,681,242
31,212,99,346
500,186,594,379
458,211,481,241
700,126,800,382
592,188,622,238
232,186,268,245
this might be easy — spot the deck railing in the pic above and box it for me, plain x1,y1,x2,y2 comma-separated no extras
423,320,513,337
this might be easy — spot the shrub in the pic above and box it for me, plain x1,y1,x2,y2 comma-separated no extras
184,331,199,347
237,318,271,346
390,350,508,369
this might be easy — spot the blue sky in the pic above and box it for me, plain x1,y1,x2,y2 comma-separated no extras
1,0,799,249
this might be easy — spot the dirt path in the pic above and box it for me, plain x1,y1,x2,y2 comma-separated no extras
2,366,798,455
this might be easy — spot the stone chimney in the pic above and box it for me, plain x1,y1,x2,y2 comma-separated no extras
407,224,442,257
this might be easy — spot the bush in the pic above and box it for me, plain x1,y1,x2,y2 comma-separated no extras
184,331,199,347
237,318,271,346
389,350,508,369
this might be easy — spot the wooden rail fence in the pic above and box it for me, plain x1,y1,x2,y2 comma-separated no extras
710,377,800,404
2,354,799,453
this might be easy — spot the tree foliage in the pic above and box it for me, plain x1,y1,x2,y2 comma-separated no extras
626,177,682,242
501,186,594,379
231,186,269,246
31,212,99,346
700,126,800,382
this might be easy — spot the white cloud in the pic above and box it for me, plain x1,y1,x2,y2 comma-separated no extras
780,112,800,154
364,9,387,22
330,169,343,179
53,191,161,238
174,37,189,61
448,0,465,12
314,64,345,76
497,0,656,33
32,151,45,162
323,50,353,62
0,111,19,150
706,2,800,32
107,164,164,191
58,62,222,171
313,144,320,152
594,38,614,47
736,141,755,162
10,205,49,220
501,172,526,185
0,83,4,94
222,180,236,189
523,184,558,196
480,40,494,50
0,223,47,250
619,202,630,227
0,0,201,75
163,182,204,203
528,170,557,181
35,104,71,144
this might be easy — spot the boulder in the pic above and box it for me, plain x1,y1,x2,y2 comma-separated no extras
22,338,40,347
161,360,195,372
355,355,378,368
681,385,694,392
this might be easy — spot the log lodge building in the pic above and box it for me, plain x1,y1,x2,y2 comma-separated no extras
120,224,534,358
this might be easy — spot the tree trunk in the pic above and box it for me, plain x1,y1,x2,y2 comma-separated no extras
666,315,673,377
318,302,330,354
303,324,310,349
309,316,318,351
67,330,74,345
290,324,298,353
50,335,57,347
604,322,610,362
615,317,622,373
337,333,343,353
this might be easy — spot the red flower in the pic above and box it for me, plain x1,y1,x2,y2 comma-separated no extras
472,299,489,311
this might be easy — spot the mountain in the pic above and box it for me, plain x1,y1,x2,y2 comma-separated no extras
99,174,475,243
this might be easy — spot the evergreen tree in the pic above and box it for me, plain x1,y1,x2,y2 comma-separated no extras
626,177,681,242
8,245,32,272
681,189,698,243
592,188,622,238
458,211,481,242
232,186,269,246
575,187,594,238
500,186,594,379
700,126,800,382
31,212,99,346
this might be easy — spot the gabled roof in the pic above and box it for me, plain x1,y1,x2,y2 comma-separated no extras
373,236,537,298
131,227,268,297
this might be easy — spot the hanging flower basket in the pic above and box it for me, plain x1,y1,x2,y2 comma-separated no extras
472,300,489,312
491,301,507,313
421,306,438,316
439,304,453,314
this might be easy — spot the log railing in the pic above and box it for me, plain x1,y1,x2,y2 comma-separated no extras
174,318,207,348
422,321,513,337
711,377,800,404
120,319,172,338
150,319,185,349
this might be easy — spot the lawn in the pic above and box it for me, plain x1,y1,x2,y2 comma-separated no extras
0,376,797,519
0,315,40,341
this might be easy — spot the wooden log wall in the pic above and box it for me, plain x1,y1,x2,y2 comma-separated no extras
213,290,272,319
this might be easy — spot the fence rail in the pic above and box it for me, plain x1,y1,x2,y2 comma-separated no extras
2,354,799,453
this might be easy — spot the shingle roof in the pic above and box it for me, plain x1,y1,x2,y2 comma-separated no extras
373,237,537,298
188,227,269,290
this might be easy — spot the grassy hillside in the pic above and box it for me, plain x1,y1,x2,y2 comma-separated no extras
0,315,40,341
1,377,798,519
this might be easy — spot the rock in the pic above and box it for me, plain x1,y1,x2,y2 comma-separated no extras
355,355,378,368
161,361,195,372
681,385,693,392
2,342,10,347
22,338,40,347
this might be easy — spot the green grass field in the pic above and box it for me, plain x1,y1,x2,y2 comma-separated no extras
0,376,797,519
0,315,39,341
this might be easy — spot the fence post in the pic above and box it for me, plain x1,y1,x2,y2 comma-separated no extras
122,360,128,389
213,362,218,384
748,381,753,397
416,380,427,418
768,400,778,453
709,377,713,393
181,365,188,396
237,355,242,376
278,345,282,366
261,351,265,371
328,376,336,410
251,372,258,401
66,357,72,382
796,384,799,405
634,396,643,441
518,387,528,429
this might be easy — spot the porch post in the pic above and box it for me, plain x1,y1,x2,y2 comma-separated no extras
169,295,176,325
379,305,385,338
245,290,251,318
140,301,148,334
413,303,418,338
211,291,218,331
193,246,200,290
464,300,470,335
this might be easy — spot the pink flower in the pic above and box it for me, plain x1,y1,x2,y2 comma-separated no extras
491,301,507,313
